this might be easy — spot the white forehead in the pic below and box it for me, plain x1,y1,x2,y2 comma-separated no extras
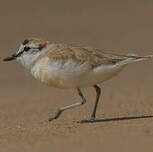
17,44,24,53
17,42,39,53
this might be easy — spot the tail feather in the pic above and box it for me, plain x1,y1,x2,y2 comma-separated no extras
119,54,153,65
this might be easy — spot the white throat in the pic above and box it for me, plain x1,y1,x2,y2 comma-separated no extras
17,44,55,69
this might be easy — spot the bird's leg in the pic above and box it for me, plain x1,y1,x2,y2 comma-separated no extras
49,88,86,121
89,85,101,121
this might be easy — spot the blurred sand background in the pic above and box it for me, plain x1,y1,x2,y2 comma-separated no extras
1,0,153,151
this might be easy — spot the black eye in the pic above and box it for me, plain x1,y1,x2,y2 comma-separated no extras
24,47,30,52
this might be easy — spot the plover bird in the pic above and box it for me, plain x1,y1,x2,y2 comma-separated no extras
3,38,153,122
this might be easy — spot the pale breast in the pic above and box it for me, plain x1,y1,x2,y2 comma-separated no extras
30,56,126,89
30,57,92,88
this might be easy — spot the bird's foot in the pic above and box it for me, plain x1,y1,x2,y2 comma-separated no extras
77,116,95,123
48,109,63,121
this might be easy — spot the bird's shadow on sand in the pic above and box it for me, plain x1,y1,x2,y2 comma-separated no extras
78,115,153,123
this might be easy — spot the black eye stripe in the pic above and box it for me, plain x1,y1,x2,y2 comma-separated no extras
24,47,31,52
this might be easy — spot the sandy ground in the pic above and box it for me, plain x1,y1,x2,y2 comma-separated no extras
1,0,153,151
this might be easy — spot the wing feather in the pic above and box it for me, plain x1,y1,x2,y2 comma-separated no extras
44,44,127,67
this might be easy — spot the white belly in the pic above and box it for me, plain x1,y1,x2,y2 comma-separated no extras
31,57,125,89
